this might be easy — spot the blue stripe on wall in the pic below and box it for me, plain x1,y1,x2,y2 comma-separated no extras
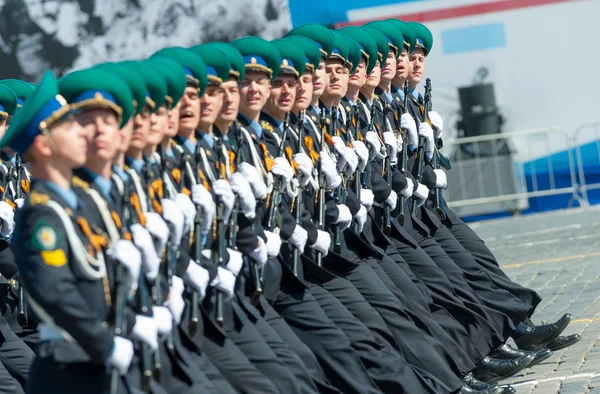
441,22,506,55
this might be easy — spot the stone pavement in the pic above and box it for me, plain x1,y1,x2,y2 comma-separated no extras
470,206,600,394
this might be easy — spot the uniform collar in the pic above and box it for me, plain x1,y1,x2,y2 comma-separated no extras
81,167,112,202
112,164,129,181
125,156,145,173
42,180,78,210
239,113,262,138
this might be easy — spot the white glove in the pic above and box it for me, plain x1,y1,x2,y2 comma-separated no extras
428,111,443,139
210,267,235,300
365,131,381,159
165,276,185,324
161,199,184,247
15,198,25,209
344,147,359,174
212,179,235,222
226,248,244,277
272,157,294,185
106,240,141,292
264,230,282,259
434,169,447,189
109,336,134,376
310,230,331,256
191,184,216,233
334,204,352,231
331,136,348,170
144,212,169,254
353,141,369,172
289,225,308,252
250,238,268,267
383,132,398,165
184,261,210,299
0,202,14,238
152,306,173,336
293,153,313,186
130,224,161,280
414,183,430,207
418,122,435,158
400,178,414,199
132,315,158,351
229,172,256,220
360,189,374,211
238,162,267,199
354,205,367,233
320,151,341,189
174,193,196,234
401,113,418,148
385,190,398,210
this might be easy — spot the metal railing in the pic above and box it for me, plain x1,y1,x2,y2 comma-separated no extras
443,127,585,216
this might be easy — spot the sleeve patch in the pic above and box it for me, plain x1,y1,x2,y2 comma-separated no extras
30,221,60,250
41,249,67,267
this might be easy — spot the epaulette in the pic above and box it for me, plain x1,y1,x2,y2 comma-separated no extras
260,120,274,133
29,190,50,206
72,176,89,191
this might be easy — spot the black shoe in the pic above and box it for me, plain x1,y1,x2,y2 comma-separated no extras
514,313,572,351
546,334,581,351
462,373,494,390
459,385,503,393
498,385,517,394
490,344,552,367
473,355,535,383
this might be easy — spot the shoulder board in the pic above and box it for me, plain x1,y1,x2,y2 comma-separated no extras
29,190,50,206
260,120,274,133
72,176,89,191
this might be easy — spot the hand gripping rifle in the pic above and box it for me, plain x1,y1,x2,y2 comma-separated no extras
382,103,392,236
213,138,227,326
397,81,410,226
291,111,305,276
361,102,376,190
429,81,447,220
345,106,362,233
190,144,204,336
266,112,290,233
410,78,431,215
15,155,27,328
315,114,327,267
331,109,344,253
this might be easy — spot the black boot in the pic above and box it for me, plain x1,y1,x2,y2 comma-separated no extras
546,334,581,351
472,355,535,383
490,344,553,367
514,313,571,351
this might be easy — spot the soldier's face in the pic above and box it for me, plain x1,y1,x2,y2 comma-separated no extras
119,118,134,153
76,108,120,162
294,71,313,112
366,61,381,88
130,110,151,150
179,86,201,133
239,71,271,115
165,101,181,138
219,78,240,123
149,105,169,145
312,59,328,98
45,115,88,168
349,59,367,89
324,59,345,98
380,50,397,82
409,49,426,85
199,85,224,127
395,49,410,81
267,75,297,113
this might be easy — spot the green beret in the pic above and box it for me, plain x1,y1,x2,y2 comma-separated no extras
188,45,232,86
0,80,36,107
338,27,378,74
286,24,334,60
341,33,362,74
145,58,187,109
363,27,390,63
0,71,72,155
230,36,281,80
328,30,351,67
407,22,433,55
386,19,417,53
205,42,245,82
58,68,133,128
94,62,147,117
121,61,167,112
280,36,321,74
363,20,405,57
151,47,208,96
0,86,17,118
270,39,306,78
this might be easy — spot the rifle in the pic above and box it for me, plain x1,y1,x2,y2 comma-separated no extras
315,114,327,267
266,113,290,232
429,81,447,220
382,103,392,236
190,145,204,337
15,155,27,328
142,163,159,389
213,139,227,326
345,106,362,233
397,81,410,226
361,102,376,190
331,109,344,253
110,177,134,394
410,78,431,215
291,111,304,276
